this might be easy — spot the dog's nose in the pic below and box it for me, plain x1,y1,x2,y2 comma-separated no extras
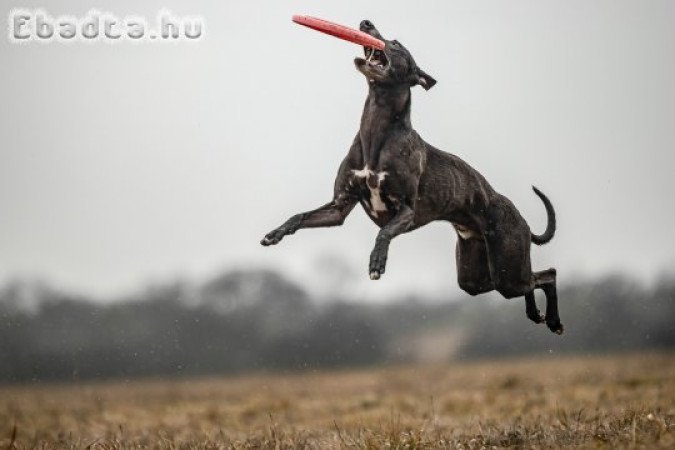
360,20,374,31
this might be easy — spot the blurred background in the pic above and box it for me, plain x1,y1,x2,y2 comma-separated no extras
1,0,674,383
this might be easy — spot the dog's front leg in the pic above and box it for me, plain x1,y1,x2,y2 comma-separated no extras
369,205,415,280
260,197,356,246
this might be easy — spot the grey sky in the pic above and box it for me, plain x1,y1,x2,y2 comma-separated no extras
1,0,674,301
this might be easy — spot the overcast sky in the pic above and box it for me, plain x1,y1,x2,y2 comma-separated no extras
1,0,674,302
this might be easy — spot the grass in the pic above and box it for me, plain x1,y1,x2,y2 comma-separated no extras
0,353,673,449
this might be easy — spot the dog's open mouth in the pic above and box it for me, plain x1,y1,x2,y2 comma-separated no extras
364,47,388,68
355,47,389,74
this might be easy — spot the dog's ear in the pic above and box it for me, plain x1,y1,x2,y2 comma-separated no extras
415,68,437,90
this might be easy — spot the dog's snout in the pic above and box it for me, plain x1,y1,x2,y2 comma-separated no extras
360,20,374,31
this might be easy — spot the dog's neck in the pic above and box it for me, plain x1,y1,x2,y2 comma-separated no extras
359,84,412,168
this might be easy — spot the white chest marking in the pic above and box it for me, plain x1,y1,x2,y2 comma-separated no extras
352,166,371,178
352,165,388,217
453,223,480,240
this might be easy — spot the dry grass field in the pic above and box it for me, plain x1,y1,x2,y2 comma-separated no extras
1,353,674,449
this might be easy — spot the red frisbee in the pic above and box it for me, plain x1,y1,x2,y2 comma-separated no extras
292,15,385,50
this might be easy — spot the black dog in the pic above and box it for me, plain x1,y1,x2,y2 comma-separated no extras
262,20,562,334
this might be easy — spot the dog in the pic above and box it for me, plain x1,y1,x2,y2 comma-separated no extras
261,20,562,334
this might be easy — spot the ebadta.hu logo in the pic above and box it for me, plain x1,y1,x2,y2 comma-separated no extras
7,9,204,43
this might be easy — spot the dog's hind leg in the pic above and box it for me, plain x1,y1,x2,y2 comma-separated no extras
524,291,545,324
534,268,563,334
456,236,494,295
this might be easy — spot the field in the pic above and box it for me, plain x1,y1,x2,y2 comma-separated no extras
1,353,674,449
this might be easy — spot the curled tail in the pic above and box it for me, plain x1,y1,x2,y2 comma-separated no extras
531,186,556,245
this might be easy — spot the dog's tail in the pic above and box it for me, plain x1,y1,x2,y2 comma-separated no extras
530,186,556,245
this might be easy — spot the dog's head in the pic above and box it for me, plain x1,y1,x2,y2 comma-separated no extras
354,20,436,91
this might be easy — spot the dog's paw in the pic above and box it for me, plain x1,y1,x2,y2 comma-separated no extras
368,246,388,280
527,312,546,324
546,320,564,335
260,228,286,246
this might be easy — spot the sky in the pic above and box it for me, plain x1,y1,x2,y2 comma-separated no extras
1,0,674,302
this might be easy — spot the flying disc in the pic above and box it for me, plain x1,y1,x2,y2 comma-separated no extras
292,15,385,50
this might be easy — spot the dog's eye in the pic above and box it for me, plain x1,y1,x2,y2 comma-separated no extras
391,40,400,47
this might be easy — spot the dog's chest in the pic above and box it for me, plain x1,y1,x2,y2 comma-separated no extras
350,165,390,218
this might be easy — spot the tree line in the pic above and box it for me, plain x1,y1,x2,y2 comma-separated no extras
1,269,673,383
